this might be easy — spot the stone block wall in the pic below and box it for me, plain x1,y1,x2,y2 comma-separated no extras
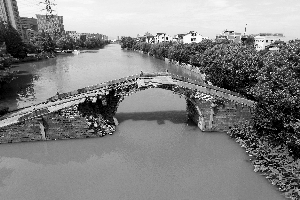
187,97,253,132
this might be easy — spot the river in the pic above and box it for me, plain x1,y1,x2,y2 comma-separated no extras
0,44,284,200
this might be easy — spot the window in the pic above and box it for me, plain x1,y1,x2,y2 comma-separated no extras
166,37,168,40
266,40,268,43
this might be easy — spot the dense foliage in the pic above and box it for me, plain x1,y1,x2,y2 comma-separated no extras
0,22,26,58
120,37,136,49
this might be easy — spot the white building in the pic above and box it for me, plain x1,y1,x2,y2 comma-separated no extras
154,33,173,43
254,33,285,51
182,31,205,44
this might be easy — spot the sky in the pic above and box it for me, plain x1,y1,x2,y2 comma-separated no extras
18,0,300,40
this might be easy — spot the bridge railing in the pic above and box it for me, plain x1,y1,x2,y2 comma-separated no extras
169,73,245,98
47,74,141,102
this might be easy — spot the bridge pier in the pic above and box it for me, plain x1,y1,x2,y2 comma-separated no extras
186,98,252,132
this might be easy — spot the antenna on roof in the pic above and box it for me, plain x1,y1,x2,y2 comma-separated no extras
244,24,247,36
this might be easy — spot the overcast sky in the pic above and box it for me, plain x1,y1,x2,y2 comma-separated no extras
18,0,300,40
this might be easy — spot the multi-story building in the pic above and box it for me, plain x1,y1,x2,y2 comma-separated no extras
254,33,285,51
182,31,205,44
0,0,23,38
20,17,38,31
154,33,172,43
23,28,40,44
66,31,81,41
216,30,242,43
66,31,108,42
145,35,155,43
173,34,185,43
36,14,64,38
0,0,8,22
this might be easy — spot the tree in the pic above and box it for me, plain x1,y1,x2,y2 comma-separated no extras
121,37,136,49
198,43,262,97
250,46,300,142
0,22,26,58
40,31,55,52
56,36,75,50
244,36,255,46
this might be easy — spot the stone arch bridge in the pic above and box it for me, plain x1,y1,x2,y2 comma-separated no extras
0,72,255,143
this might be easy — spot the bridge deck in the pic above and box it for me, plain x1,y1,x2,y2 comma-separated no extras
0,73,256,128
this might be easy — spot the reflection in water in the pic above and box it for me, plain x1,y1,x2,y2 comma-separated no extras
0,45,285,200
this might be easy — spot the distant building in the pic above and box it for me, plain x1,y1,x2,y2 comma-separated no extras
216,30,242,43
183,31,205,44
23,28,40,44
36,14,64,38
137,36,146,42
66,31,108,41
145,35,155,43
254,33,285,51
0,0,23,38
66,31,81,41
20,17,38,31
154,33,172,43
173,34,185,43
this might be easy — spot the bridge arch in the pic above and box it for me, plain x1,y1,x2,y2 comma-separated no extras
0,73,255,142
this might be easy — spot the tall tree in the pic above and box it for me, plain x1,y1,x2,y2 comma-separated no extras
0,22,26,58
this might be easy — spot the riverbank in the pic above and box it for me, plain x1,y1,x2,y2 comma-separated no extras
14,51,56,64
228,122,300,199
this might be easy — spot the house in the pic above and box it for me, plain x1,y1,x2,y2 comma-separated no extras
173,34,185,43
154,33,172,43
182,31,205,44
145,35,155,43
216,30,242,43
254,33,285,51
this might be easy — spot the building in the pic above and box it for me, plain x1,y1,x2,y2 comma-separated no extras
145,35,155,43
182,31,205,44
20,17,39,43
0,0,8,23
154,33,172,43
36,14,64,38
66,31,81,41
0,0,23,38
20,17,38,31
216,30,242,43
173,34,185,43
23,28,40,44
254,33,285,51
65,31,108,42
